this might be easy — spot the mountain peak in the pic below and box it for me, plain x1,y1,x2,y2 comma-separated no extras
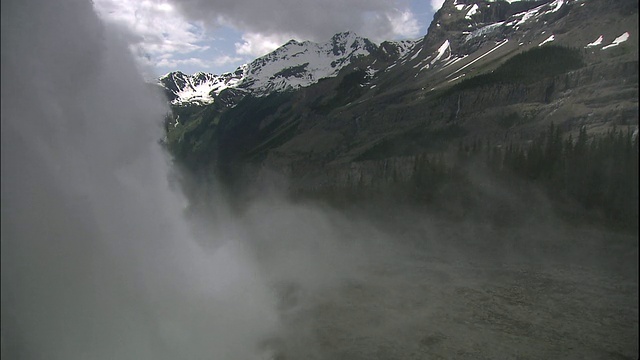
331,31,355,40
284,39,302,46
158,31,380,104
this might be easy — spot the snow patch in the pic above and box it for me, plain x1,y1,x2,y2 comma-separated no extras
430,40,451,66
507,3,546,27
539,35,555,46
441,55,467,69
465,22,504,42
409,47,424,61
365,67,377,78
165,71,246,105
465,4,479,19
585,35,603,48
449,39,509,78
546,0,564,13
447,74,466,82
601,32,630,50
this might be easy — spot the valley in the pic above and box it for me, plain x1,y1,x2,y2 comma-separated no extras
271,223,638,359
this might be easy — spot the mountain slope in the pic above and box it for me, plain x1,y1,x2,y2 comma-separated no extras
163,0,638,210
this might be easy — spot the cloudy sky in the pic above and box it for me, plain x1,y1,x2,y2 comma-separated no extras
93,0,446,76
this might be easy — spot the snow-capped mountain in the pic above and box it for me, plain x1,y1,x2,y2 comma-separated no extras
159,31,380,105
378,0,585,80
161,0,635,107
163,0,636,186
358,0,637,96
159,69,244,106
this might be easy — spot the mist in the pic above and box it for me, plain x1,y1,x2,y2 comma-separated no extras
2,0,638,359
0,1,400,358
1,0,281,358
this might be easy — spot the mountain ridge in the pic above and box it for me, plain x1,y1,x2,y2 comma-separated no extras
159,31,388,105
160,0,636,111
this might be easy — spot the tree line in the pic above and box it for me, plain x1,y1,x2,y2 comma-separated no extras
454,124,639,229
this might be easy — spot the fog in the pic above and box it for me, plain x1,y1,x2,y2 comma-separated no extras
1,0,637,359
1,0,279,358
0,0,400,358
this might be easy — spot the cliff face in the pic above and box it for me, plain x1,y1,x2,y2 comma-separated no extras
249,58,637,193
431,59,639,130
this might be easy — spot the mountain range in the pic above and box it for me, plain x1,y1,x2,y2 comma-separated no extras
159,0,638,215
159,31,399,105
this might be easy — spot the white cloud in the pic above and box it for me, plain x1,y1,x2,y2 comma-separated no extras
92,0,435,74
157,57,209,68
172,0,426,44
93,0,211,68
387,10,421,39
231,7,422,58
155,55,244,70
430,0,446,11
234,32,297,57
213,55,245,66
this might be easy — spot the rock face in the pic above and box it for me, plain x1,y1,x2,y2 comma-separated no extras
163,0,638,194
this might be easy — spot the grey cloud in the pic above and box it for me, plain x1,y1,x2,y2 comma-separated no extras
171,0,420,42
